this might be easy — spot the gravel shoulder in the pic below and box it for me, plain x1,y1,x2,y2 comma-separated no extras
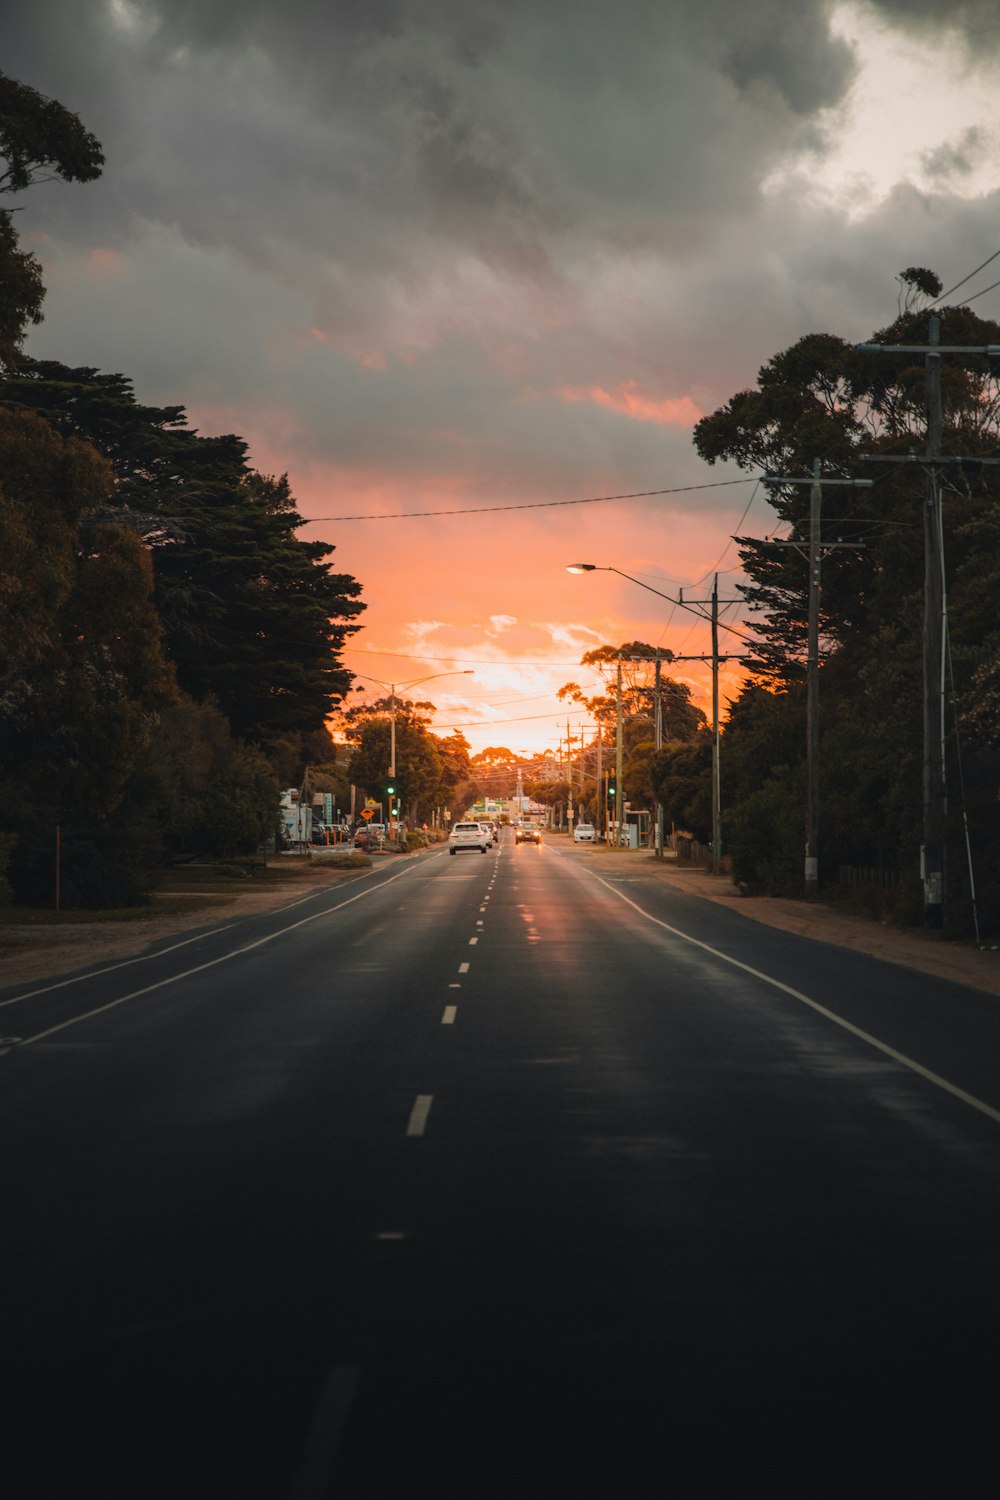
592,847,1000,998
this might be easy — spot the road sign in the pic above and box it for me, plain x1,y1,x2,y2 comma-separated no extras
360,808,375,820
364,798,378,809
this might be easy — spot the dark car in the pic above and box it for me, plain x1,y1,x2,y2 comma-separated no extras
515,826,541,844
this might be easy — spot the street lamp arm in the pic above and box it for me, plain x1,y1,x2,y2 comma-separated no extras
567,563,750,643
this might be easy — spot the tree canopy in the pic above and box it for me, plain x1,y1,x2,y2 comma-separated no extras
693,286,1000,926
0,69,104,370
0,360,364,751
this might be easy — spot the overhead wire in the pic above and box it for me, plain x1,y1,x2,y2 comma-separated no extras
304,476,754,522
929,250,1000,308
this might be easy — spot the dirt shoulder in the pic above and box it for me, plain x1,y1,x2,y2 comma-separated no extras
0,853,388,990
580,844,1000,998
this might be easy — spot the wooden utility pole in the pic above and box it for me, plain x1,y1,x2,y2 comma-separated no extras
762,466,871,897
923,319,945,922
615,655,623,847
653,653,664,860
678,576,741,874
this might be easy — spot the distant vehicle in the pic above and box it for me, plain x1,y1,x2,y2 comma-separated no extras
515,827,541,845
354,822,386,848
450,821,489,855
573,823,596,842
477,821,495,845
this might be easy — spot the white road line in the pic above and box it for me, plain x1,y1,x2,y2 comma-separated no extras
0,866,390,1009
7,862,420,1052
589,869,1000,1129
0,923,238,1009
406,1094,433,1136
442,1006,457,1024
458,962,470,973
468,936,479,946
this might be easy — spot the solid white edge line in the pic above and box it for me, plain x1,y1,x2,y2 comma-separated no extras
406,1094,433,1136
10,862,420,1051
582,864,1000,1129
0,860,415,1009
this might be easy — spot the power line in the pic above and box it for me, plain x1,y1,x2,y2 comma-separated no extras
344,647,594,667
930,250,1000,308
687,480,762,588
956,274,1000,309
306,477,754,522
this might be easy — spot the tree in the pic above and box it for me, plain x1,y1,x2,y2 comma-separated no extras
0,70,104,369
348,716,443,825
558,642,707,741
693,282,1000,920
0,361,365,754
0,70,105,194
0,408,175,905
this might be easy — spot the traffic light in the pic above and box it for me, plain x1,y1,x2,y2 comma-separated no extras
386,782,396,797
607,773,616,799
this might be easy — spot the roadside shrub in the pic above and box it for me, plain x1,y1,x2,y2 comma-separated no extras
311,849,370,869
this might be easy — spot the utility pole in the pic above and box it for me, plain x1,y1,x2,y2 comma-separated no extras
566,719,575,837
653,652,664,860
856,318,1000,926
762,464,872,897
615,655,624,847
678,575,741,874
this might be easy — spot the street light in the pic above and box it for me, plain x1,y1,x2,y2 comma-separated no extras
567,562,744,871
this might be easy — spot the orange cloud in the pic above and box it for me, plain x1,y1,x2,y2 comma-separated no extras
559,380,702,428
87,247,124,276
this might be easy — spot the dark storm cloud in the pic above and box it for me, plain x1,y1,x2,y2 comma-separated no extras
920,127,987,183
5,0,1000,513
867,0,1000,51
5,0,861,266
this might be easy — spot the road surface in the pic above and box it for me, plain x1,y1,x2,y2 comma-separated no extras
4,836,1000,1495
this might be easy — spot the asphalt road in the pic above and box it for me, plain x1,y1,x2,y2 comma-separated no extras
4,835,1000,1497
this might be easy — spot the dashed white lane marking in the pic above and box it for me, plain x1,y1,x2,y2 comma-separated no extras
442,1006,457,1024
448,983,461,989
458,962,470,973
468,936,479,946
406,1094,433,1136
476,920,484,927
588,868,1000,1130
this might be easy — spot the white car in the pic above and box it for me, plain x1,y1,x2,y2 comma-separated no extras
573,822,596,842
477,821,495,845
449,821,489,855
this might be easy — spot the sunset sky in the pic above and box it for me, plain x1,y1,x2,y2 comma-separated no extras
9,0,1000,755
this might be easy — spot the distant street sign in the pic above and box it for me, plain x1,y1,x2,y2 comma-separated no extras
364,798,378,809
360,808,375,820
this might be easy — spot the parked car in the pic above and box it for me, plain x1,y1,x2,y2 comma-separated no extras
573,822,596,842
450,821,490,855
354,822,386,848
515,826,541,844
